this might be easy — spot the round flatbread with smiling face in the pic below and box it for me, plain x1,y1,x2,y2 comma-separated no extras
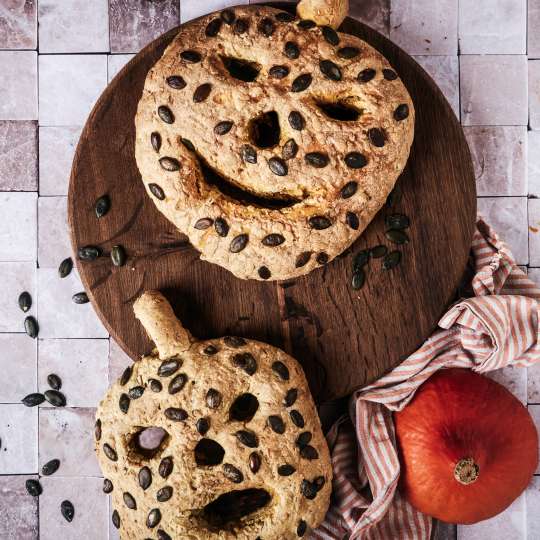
95,291,332,540
135,5,414,281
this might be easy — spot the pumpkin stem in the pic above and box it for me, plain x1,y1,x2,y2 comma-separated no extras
454,458,479,485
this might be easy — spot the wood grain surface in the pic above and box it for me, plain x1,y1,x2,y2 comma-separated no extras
68,2,476,404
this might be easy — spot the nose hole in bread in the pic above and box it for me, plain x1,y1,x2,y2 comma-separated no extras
128,427,170,461
249,111,281,149
221,56,261,82
229,393,259,422
194,438,226,466
201,489,272,530
316,100,362,121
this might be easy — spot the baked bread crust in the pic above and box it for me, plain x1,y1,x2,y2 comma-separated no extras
135,5,414,280
95,291,332,539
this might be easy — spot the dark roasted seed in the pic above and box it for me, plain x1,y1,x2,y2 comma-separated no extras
221,9,235,24
394,103,410,121
224,336,246,347
147,508,161,528
289,111,305,130
158,359,180,377
149,379,162,392
308,215,332,229
159,457,173,478
352,269,365,290
262,233,285,247
386,214,410,230
346,211,359,230
295,252,312,268
276,11,295,22
371,245,388,258
139,467,152,490
180,50,201,63
196,417,210,435
204,344,219,355
44,390,66,407
72,292,89,304
258,266,271,280
149,183,165,200
158,105,174,124
103,478,113,493
112,510,120,529
272,361,289,380
259,17,275,36
344,152,367,169
58,257,73,278
278,464,296,476
385,229,409,245
164,407,188,421
241,144,257,164
205,18,222,37
22,393,44,407
18,291,32,313
301,479,317,499
296,431,312,448
298,19,316,29
42,458,60,476
25,479,42,497
269,65,289,78
230,234,249,253
168,373,187,394
166,75,186,90
387,184,402,206
297,520,308,537
159,157,181,172
181,138,195,151
340,181,358,199
232,352,257,375
282,138,298,160
119,393,130,414
61,500,75,522
383,68,398,80
314,476,326,490
305,152,329,168
290,410,305,428
194,217,213,230
284,41,300,59
95,195,110,218
223,464,243,483
123,492,136,510
291,73,312,92
357,68,376,83
320,59,341,81
322,26,340,45
103,443,118,462
235,430,258,448
150,132,161,153
214,121,234,135
300,445,319,460
78,245,101,261
95,419,102,441
120,366,132,385
157,530,171,540
268,415,285,434
206,389,222,409
249,452,261,473
338,46,360,59
24,316,39,338
111,245,126,267
368,128,386,147
234,18,249,34
353,250,370,270
215,217,229,237
128,386,145,399
157,486,173,502
193,83,212,103
284,388,298,407
382,250,401,270
268,157,288,176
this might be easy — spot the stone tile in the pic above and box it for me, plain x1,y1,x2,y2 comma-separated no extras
527,476,540,538
464,126,527,197
433,521,456,540
0,262,36,332
529,199,540,266
529,60,540,130
38,339,109,408
0,334,36,403
109,0,179,53
0,121,37,191
0,475,39,540
0,51,37,120
0,0,37,49
349,0,390,37
528,131,540,197
0,404,38,474
390,0,457,55
39,126,81,196
38,407,100,476
530,0,540,58
413,56,459,117
37,268,108,339
0,193,37,261
39,476,108,540
107,54,135,83
457,492,526,539
531,405,540,474
527,267,540,286
38,54,107,126
528,363,540,403
477,197,528,265
460,55,528,126
459,0,526,54
181,0,249,23
487,365,527,404
38,0,108,53
108,339,132,385
38,197,70,269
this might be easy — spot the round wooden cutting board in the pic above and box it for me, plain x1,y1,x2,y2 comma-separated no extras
68,3,476,404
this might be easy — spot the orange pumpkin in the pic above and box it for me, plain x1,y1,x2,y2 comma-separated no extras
394,368,538,524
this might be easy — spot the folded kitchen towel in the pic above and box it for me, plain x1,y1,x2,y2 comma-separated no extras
311,218,540,540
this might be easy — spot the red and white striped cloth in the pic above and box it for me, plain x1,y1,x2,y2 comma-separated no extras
311,218,540,540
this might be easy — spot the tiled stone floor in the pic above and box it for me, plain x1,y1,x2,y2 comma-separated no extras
0,0,539,538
